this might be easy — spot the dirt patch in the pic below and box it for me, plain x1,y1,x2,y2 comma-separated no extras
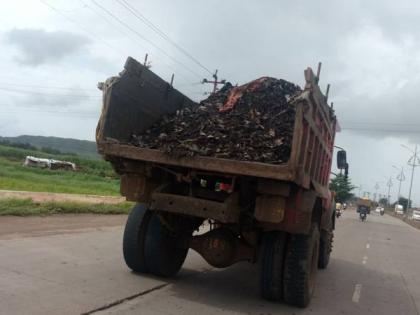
0,213,127,239
0,190,125,204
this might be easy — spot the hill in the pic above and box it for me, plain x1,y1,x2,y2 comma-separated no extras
0,135,99,158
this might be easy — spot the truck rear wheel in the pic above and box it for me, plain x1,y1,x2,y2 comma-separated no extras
318,230,333,269
283,224,320,307
123,204,151,273
123,204,190,277
259,232,286,301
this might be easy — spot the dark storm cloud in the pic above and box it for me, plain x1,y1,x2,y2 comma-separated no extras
5,28,91,66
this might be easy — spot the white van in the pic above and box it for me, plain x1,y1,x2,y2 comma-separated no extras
395,204,404,215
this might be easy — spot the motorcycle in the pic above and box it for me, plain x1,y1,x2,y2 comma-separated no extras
360,212,367,221
336,209,342,218
380,209,385,216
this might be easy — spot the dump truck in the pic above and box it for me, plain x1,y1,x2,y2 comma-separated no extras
96,57,347,307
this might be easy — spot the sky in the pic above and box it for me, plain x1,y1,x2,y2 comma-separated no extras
1,0,420,204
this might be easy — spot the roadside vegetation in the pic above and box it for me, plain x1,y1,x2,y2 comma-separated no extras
0,144,120,196
0,198,132,216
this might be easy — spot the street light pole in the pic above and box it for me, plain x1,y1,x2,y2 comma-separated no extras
406,145,420,210
393,165,405,205
386,177,393,206
374,182,380,202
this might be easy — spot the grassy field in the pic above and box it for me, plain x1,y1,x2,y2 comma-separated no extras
0,198,132,216
0,144,120,196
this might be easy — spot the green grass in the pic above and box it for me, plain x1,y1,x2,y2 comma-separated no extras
0,198,133,216
0,144,120,195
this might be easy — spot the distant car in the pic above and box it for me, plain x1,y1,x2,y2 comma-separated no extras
375,207,382,213
395,204,404,215
412,210,420,221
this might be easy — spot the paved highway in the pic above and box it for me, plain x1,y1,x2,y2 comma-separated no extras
1,210,420,315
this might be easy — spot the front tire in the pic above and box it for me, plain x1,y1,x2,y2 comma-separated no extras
283,224,320,307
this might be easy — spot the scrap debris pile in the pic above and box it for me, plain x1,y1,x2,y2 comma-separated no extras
132,77,301,164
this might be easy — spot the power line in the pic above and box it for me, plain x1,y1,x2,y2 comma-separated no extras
0,87,100,98
80,0,193,86
40,0,126,56
0,82,97,92
81,0,149,52
89,0,203,79
0,109,98,118
342,121,420,126
341,127,420,134
116,0,213,75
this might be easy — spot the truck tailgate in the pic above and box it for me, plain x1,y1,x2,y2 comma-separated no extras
97,141,294,181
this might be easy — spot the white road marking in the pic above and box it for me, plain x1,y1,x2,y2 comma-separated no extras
366,243,370,249
352,284,362,303
362,256,368,264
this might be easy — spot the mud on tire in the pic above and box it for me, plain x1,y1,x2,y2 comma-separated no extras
259,232,287,301
283,224,320,307
318,230,333,269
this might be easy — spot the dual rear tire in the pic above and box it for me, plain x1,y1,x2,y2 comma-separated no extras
124,204,331,307
260,224,326,307
123,204,190,277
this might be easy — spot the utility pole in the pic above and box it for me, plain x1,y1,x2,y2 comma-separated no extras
374,182,380,202
386,177,393,206
143,53,151,68
202,70,226,94
407,145,420,211
393,165,405,205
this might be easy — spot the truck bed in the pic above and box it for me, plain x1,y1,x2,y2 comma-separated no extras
97,142,293,181
96,57,336,199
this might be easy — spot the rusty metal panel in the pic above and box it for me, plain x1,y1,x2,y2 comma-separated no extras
98,142,294,181
96,57,196,143
150,192,241,223
257,180,290,196
255,195,286,223
120,174,159,202
297,189,317,213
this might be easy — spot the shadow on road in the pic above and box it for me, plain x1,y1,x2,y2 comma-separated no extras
138,255,419,315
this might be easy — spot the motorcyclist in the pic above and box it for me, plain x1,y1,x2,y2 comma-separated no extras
359,205,368,221
336,202,343,218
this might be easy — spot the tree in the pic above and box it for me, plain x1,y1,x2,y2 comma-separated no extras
396,196,411,211
378,197,388,206
329,174,355,203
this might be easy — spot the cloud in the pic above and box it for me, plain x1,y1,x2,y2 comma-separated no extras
330,24,420,142
5,28,91,66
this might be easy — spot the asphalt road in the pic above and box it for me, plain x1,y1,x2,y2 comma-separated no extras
1,210,420,315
